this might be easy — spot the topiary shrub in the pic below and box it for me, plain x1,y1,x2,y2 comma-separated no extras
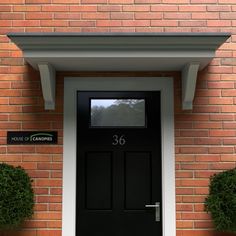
205,168,236,233
0,163,34,230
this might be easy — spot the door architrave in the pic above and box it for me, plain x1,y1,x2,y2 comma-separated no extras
63,77,175,236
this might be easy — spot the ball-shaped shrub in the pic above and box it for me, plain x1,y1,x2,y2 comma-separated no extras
205,168,236,233
0,163,34,229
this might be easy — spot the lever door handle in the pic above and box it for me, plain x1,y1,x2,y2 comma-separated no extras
145,202,160,222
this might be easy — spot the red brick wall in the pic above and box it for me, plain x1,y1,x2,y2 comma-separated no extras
0,0,235,236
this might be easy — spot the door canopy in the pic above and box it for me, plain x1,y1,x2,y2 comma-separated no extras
8,32,230,110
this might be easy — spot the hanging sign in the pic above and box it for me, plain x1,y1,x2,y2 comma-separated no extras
7,131,58,145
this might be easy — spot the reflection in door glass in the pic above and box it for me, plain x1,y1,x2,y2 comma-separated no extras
90,99,146,127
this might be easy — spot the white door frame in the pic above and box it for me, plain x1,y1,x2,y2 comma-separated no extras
63,77,175,236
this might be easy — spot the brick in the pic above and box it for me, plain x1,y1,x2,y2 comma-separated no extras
195,155,220,162
0,20,12,27
0,13,24,20
180,130,208,137
28,170,50,178
163,0,188,2
123,5,149,12
135,0,161,2
193,105,220,113
47,220,62,228
0,105,21,112
0,155,22,162
209,147,234,154
69,21,96,27
7,146,35,153
111,13,134,20
194,138,221,145
0,122,20,129
34,189,49,195
0,0,24,3
179,5,206,12
207,20,231,27
195,171,219,178
23,122,51,129
175,171,193,178
176,138,194,145
151,20,178,27
37,196,62,203
194,221,214,229
13,20,41,27
176,188,194,195
222,106,236,113
70,5,97,12
36,146,63,154
37,163,62,170
52,0,80,2
36,230,61,236
26,13,53,20
51,171,62,178
193,122,222,129
109,0,133,3
221,155,236,162
210,114,234,121
209,97,233,105
23,221,47,228
40,20,69,27
210,162,236,169
135,12,162,19
192,12,219,19
81,13,109,19
81,0,107,3
180,147,208,154
181,164,208,170
164,13,191,19
179,21,206,27
50,188,62,195
97,20,122,27
122,20,150,27
98,5,121,12
219,0,236,3
36,179,62,187
54,13,81,20
177,221,193,229
182,212,210,220
26,0,51,3
34,212,61,220
176,204,193,212
0,6,12,12
42,5,69,12
191,0,217,2
13,6,41,12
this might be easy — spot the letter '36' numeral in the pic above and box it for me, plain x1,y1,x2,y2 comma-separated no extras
112,135,126,146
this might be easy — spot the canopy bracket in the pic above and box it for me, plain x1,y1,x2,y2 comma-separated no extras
38,63,55,110
182,62,200,110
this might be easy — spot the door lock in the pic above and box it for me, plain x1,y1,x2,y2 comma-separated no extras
145,202,160,222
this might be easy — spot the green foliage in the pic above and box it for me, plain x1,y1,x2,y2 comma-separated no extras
205,168,236,233
0,163,34,230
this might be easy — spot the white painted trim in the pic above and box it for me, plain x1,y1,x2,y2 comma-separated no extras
63,77,175,236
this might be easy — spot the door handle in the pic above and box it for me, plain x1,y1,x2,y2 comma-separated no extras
145,202,160,222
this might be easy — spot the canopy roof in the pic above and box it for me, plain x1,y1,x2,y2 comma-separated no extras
8,32,230,110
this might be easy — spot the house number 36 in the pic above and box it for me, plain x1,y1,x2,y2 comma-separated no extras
112,135,126,146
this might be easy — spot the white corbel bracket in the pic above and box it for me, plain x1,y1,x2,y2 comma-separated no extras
38,63,55,110
182,62,200,110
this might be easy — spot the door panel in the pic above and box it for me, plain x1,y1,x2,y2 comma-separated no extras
125,152,151,210
77,91,162,236
85,152,112,210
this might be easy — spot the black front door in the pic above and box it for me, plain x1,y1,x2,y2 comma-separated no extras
77,91,162,236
